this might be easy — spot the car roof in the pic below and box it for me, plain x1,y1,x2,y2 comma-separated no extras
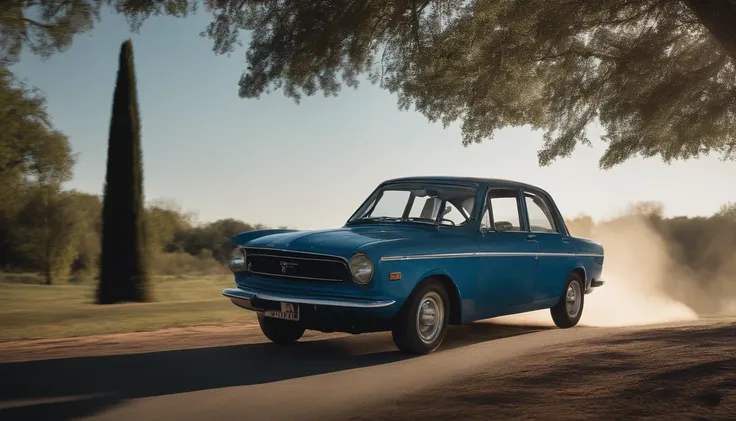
380,176,550,195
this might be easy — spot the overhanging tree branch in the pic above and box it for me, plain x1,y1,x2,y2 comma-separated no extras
20,18,55,29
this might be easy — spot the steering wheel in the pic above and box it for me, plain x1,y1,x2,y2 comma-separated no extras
441,218,456,226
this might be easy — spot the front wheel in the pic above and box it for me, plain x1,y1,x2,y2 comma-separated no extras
257,313,306,345
550,272,585,328
391,279,450,354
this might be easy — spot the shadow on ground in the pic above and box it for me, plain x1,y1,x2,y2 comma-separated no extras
0,321,550,421
349,322,736,421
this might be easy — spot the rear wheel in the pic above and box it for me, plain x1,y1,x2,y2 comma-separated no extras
550,272,584,328
391,279,450,354
257,313,306,345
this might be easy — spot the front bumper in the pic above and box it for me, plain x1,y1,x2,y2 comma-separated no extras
585,277,605,294
221,287,397,311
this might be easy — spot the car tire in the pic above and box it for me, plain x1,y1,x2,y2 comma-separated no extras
257,313,306,345
550,272,585,328
391,278,450,355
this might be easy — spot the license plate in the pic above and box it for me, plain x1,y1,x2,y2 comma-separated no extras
264,302,300,321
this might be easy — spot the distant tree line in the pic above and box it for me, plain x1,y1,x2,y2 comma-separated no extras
0,185,270,284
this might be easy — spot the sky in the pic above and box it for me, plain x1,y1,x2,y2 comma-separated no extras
10,9,735,230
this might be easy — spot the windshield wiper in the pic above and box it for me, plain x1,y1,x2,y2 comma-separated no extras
404,217,436,225
349,216,440,226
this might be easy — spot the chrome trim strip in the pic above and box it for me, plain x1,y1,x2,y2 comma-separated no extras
243,247,349,263
248,269,345,283
222,287,396,309
381,252,478,261
538,252,604,257
380,252,604,262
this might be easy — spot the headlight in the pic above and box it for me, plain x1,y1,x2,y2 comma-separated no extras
228,247,246,272
349,253,374,285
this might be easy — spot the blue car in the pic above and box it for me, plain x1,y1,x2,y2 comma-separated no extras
223,176,605,354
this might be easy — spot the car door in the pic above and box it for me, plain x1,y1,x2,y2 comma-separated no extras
521,189,578,302
476,187,538,313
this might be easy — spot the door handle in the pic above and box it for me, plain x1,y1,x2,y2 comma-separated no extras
561,237,570,243
526,234,536,241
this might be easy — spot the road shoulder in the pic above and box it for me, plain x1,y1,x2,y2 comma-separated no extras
0,322,349,363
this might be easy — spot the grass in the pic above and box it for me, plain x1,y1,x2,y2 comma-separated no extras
0,274,255,341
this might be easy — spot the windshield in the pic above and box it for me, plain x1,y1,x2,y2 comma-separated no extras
348,183,478,227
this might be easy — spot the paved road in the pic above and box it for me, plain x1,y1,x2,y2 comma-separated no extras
1,317,734,421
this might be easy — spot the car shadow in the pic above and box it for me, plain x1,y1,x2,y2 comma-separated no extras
0,321,550,420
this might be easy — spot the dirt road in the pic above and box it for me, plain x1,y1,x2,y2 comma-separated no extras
1,318,734,421
351,318,736,421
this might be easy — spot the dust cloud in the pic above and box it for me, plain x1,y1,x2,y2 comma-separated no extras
577,215,699,327
494,213,700,328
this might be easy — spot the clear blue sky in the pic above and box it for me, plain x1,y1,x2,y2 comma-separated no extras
10,9,734,230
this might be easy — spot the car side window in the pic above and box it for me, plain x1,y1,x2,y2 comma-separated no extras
482,189,522,232
524,191,557,233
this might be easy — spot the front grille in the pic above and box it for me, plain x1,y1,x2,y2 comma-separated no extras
244,248,351,282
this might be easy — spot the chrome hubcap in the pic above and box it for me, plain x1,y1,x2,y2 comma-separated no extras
566,281,582,319
416,291,444,344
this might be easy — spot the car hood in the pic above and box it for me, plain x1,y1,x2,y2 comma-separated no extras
243,225,435,258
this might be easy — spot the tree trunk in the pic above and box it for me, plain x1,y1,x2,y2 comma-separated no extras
684,0,736,61
43,233,53,285
43,188,53,285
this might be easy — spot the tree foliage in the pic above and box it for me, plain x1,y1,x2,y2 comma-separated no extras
717,202,736,220
98,39,150,304
4,1,736,168
169,218,266,263
146,200,192,253
0,1,194,65
0,67,73,188
199,0,736,169
15,187,84,284
0,64,74,274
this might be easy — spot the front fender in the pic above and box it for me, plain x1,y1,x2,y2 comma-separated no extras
377,260,467,319
415,267,456,287
232,229,299,246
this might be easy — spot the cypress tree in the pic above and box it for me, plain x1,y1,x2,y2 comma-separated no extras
97,39,150,304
